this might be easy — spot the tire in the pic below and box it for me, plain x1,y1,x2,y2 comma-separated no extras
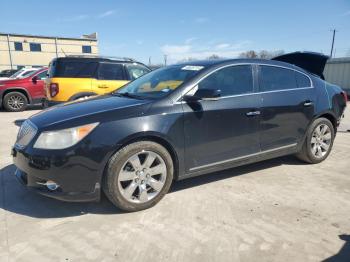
3,92,28,112
296,117,335,164
103,141,174,212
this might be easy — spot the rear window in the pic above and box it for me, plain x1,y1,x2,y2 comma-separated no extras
49,60,98,78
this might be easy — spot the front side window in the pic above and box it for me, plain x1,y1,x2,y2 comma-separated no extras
30,43,41,52
116,65,205,99
98,63,125,80
14,42,23,51
36,70,48,80
259,66,297,92
198,65,253,96
82,45,92,53
126,64,151,80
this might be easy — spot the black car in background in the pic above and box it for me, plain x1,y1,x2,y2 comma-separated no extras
12,52,347,211
0,69,18,78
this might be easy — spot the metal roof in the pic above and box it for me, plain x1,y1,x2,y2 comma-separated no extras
0,32,97,41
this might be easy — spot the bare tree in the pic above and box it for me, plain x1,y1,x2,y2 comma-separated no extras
207,54,221,60
239,50,285,59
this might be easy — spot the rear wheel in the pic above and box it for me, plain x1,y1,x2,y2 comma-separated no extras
103,141,174,211
3,92,28,112
296,117,335,164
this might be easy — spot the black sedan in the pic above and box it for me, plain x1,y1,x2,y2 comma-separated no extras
12,52,347,211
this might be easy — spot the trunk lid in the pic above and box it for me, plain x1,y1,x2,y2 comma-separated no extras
272,52,329,79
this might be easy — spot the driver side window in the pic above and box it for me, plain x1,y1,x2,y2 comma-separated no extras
36,70,48,80
198,65,253,96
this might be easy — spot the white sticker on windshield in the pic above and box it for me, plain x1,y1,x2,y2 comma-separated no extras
181,65,204,71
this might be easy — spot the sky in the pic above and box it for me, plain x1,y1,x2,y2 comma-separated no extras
1,0,350,64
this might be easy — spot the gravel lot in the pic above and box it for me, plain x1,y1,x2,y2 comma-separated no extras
1,105,350,262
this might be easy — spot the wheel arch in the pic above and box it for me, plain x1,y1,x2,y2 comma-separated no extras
315,111,338,132
68,92,98,101
106,132,180,181
2,87,32,104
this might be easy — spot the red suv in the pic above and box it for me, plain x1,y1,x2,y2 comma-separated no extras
0,68,47,112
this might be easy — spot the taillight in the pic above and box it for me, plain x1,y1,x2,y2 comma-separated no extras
341,91,348,104
50,83,59,97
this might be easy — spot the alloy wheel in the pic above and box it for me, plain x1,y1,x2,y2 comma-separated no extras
7,95,25,110
117,150,167,203
310,124,332,158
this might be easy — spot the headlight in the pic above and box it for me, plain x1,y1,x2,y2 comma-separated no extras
33,123,99,149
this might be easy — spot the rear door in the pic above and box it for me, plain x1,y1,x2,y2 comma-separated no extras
258,65,316,151
93,63,129,94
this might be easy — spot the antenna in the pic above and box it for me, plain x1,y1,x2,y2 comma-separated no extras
61,48,67,57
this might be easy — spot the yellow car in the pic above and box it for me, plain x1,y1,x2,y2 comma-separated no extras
45,56,150,105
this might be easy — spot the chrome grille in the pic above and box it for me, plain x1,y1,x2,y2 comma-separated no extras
16,120,37,148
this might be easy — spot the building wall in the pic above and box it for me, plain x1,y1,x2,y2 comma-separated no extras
324,58,350,94
0,33,98,71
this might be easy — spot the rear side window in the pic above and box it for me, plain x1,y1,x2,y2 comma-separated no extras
259,66,297,91
295,72,311,88
98,63,125,80
49,61,98,78
198,65,253,96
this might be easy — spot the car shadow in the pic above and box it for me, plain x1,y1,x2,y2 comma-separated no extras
0,105,42,112
323,234,350,262
170,155,304,193
0,156,305,219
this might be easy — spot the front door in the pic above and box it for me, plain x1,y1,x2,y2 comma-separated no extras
183,65,261,173
31,70,47,98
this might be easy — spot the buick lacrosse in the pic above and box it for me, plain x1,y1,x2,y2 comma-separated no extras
12,52,347,211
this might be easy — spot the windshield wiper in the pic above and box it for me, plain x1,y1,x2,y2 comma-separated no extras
112,92,145,100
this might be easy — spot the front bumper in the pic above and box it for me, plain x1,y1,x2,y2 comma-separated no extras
12,146,102,202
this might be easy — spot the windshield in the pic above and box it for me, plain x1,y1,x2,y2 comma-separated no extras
115,65,205,99
10,69,38,79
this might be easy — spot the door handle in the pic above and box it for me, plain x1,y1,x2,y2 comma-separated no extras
303,100,313,107
246,110,261,117
98,85,108,89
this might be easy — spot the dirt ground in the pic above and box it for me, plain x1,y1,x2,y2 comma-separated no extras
1,105,350,262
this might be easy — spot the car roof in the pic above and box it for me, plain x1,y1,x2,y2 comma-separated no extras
174,58,307,73
54,56,144,65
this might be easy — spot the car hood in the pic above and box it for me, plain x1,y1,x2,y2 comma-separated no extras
29,95,153,129
0,78,27,85
272,52,329,79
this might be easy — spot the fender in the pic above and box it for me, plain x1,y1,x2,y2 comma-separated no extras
68,92,98,101
101,131,182,181
1,87,32,104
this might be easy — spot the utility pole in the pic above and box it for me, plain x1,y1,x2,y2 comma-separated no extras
148,56,151,66
6,34,13,69
330,29,337,58
164,54,168,66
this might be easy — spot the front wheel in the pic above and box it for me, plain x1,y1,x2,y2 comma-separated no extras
296,117,335,164
3,92,28,112
103,141,174,212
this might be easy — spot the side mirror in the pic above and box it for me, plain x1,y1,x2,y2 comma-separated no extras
32,76,38,84
183,88,221,102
